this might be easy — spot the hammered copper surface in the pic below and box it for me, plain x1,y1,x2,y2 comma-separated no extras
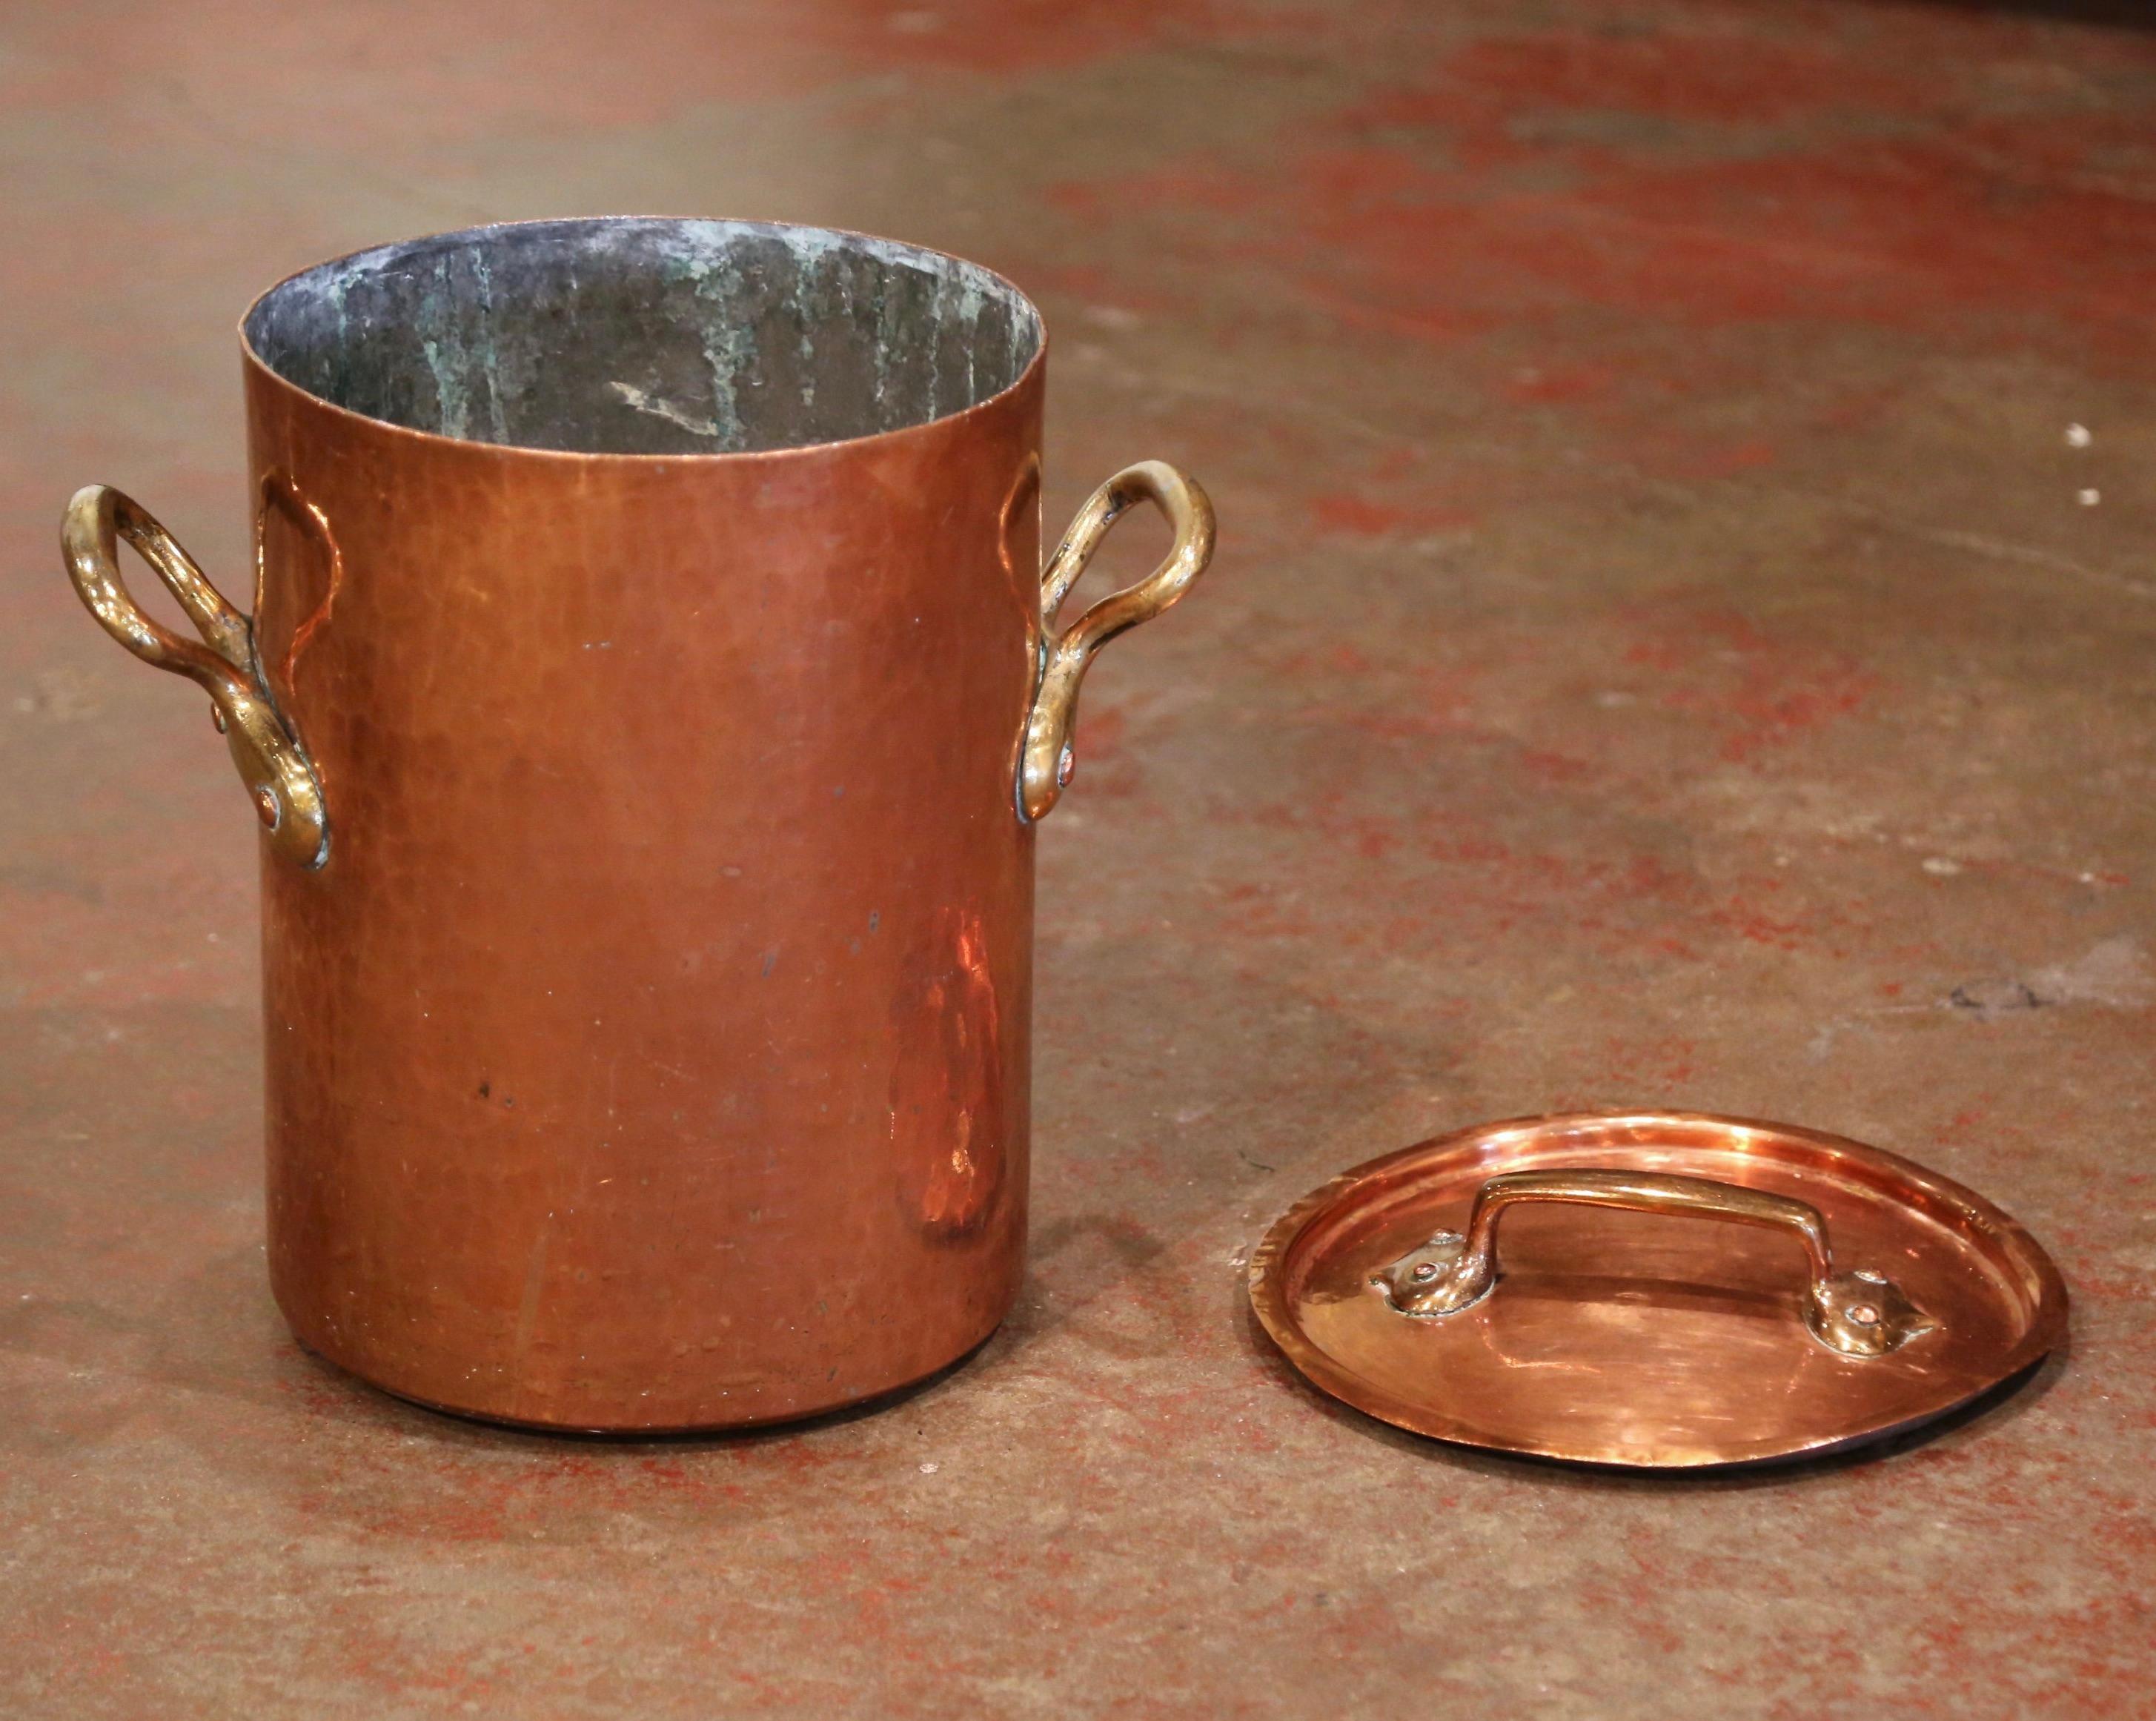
1252,1112,2066,1467
245,258,1052,1428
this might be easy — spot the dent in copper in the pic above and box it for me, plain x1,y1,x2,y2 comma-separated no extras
1251,1112,2067,1468
65,218,1216,1432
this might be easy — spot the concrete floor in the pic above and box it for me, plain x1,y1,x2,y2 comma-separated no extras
4,1,2153,1715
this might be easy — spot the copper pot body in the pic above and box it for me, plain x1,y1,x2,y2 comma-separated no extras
62,220,1213,1430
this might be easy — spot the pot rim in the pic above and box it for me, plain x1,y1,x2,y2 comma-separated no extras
238,213,1049,465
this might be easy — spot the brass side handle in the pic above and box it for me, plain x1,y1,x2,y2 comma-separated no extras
1371,1168,1934,1358
1018,460,1215,822
61,485,329,868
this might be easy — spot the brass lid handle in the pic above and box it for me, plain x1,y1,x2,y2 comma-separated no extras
61,484,329,869
1018,460,1215,822
1370,1167,1934,1359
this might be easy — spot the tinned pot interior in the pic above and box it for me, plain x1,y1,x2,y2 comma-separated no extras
243,217,1044,457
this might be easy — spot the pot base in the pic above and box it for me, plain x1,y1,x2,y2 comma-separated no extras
285,1322,1006,1437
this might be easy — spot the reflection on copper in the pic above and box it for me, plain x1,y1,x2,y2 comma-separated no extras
890,907,1005,1237
999,449,1042,615
253,468,342,707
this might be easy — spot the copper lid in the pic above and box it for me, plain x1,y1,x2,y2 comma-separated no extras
1249,1112,2067,1468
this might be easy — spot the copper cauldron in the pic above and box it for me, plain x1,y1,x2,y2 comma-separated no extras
61,217,1215,1431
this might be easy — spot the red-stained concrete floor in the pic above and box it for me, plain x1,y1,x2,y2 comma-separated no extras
4,2,2153,1716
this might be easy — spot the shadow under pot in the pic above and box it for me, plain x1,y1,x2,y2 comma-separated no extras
62,216,1216,1432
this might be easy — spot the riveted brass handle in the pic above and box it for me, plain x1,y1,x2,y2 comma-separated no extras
1018,460,1215,822
1370,1168,1934,1358
61,485,328,868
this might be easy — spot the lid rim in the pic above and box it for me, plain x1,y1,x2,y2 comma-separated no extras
1248,1109,2068,1470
